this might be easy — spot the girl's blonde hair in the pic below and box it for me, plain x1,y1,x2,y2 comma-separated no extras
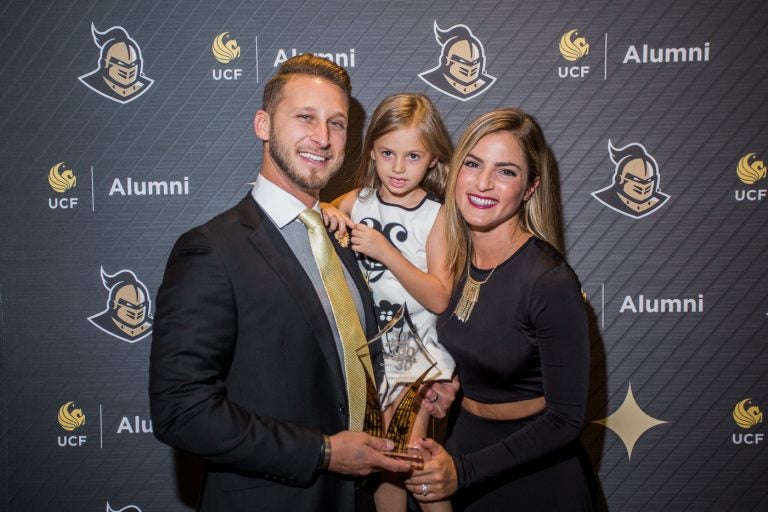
444,108,565,285
356,93,453,200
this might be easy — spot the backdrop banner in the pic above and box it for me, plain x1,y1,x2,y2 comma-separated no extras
1,0,766,510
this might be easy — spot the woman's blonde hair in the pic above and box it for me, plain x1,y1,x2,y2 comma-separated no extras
444,108,564,285
356,93,453,200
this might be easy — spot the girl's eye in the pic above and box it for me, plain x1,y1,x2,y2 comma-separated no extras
381,150,393,157
407,153,420,161
463,159,480,169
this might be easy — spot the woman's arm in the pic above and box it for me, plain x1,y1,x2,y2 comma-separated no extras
454,264,589,487
407,263,589,496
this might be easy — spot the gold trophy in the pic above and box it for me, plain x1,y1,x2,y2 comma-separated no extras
358,304,437,467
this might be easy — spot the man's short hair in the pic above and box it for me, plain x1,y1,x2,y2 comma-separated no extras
262,54,351,114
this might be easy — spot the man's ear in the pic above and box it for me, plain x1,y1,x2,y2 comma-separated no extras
254,110,270,141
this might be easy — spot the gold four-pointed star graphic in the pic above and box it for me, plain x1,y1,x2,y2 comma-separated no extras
593,382,668,460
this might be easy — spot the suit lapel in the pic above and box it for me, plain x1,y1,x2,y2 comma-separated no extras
236,196,346,391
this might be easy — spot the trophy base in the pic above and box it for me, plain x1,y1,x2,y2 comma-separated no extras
382,447,424,469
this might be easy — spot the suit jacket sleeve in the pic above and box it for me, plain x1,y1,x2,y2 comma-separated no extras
149,226,324,486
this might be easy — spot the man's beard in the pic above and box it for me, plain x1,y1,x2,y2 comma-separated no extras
269,127,343,191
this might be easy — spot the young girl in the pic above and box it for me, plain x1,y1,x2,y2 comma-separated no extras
325,93,455,512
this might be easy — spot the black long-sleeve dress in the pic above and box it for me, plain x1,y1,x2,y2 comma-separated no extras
438,237,597,511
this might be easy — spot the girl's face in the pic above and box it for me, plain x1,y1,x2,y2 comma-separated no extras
455,131,539,235
371,126,437,205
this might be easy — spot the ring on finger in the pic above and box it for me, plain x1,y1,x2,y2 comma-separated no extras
421,483,429,496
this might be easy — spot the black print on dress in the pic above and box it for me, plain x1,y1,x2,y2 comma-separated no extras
358,217,408,283
376,299,405,329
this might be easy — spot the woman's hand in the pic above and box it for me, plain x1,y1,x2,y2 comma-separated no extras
419,375,460,418
404,438,459,502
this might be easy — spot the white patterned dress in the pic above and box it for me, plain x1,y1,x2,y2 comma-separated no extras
351,188,455,409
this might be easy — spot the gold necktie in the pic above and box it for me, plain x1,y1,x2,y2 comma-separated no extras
298,209,374,431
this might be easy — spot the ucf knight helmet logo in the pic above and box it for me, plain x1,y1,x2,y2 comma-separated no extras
591,140,670,219
78,23,154,104
88,267,153,343
419,22,496,101
106,503,143,512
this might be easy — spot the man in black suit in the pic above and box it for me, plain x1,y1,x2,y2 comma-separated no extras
149,54,455,511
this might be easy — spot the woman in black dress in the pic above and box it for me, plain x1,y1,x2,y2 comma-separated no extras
405,108,598,511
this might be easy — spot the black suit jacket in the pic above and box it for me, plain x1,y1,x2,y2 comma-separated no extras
149,195,382,512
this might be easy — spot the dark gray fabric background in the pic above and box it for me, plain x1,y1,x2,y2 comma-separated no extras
1,0,766,510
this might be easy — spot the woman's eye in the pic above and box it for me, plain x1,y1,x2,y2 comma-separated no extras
499,168,519,178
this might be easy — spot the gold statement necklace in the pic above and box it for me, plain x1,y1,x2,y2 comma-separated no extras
453,223,522,323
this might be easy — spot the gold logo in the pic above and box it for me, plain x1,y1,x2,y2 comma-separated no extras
736,153,766,185
58,401,86,431
48,162,77,193
212,32,241,64
559,29,590,61
593,382,668,460
733,398,763,429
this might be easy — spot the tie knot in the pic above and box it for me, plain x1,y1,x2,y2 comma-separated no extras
298,208,324,230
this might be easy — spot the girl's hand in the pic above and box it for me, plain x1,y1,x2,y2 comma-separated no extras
404,438,458,502
320,203,354,236
350,223,395,261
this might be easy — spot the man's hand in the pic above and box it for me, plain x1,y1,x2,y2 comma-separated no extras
327,430,414,475
419,375,459,419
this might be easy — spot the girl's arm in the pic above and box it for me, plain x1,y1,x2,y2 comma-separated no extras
320,189,358,235
351,207,452,314
330,189,358,214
